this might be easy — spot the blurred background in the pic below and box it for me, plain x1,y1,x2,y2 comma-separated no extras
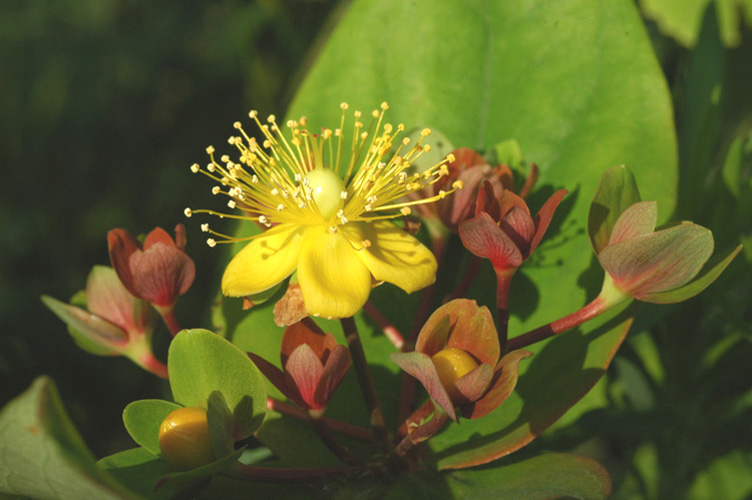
0,0,339,457
1,1,750,498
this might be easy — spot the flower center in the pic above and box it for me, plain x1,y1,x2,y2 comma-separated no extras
431,347,478,401
305,168,345,220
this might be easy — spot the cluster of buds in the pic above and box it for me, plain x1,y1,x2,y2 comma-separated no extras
43,224,196,377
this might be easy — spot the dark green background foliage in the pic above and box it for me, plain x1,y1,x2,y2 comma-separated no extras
0,0,337,457
1,1,751,499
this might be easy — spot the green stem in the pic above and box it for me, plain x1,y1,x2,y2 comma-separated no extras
341,317,390,449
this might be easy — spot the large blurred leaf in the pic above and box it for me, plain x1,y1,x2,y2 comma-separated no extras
286,0,676,340
0,377,136,500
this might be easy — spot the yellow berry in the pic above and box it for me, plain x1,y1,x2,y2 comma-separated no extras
158,407,215,470
431,348,478,401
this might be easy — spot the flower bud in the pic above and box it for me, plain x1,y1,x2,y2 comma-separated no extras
158,407,215,470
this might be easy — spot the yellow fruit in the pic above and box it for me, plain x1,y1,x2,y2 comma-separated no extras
431,348,478,401
158,407,215,469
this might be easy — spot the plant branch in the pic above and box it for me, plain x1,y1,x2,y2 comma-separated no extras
308,410,363,466
363,300,405,350
266,398,373,442
228,462,366,482
341,317,390,449
507,296,608,350
394,408,449,458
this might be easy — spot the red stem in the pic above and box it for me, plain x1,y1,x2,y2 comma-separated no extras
157,305,182,337
139,352,169,379
341,317,390,449
394,409,449,458
506,297,607,351
395,399,435,441
363,300,405,350
308,411,363,466
266,398,373,442
495,267,516,353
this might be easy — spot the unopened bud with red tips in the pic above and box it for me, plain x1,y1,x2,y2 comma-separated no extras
108,224,195,335
391,299,531,422
42,266,167,378
158,407,216,470
249,320,351,412
459,183,568,274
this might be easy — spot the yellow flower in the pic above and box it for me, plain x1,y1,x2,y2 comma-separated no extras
186,102,461,319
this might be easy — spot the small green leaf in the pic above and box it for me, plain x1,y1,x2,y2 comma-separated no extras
41,295,124,356
153,447,245,499
98,448,173,499
206,391,235,458
588,165,642,255
123,399,181,456
0,377,136,499
168,329,267,439
640,243,743,303
493,139,524,168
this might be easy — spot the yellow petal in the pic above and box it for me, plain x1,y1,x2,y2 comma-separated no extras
221,224,304,297
297,225,371,318
343,221,437,293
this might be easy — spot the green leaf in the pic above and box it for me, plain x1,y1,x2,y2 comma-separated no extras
430,300,636,469
206,391,236,458
153,448,245,499
41,294,123,356
640,0,752,47
123,399,181,456
386,453,611,499
168,329,267,440
98,448,173,499
0,377,137,499
588,165,642,255
640,243,743,303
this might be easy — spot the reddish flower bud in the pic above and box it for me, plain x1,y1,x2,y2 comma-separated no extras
108,224,195,308
391,300,531,422
41,266,167,378
459,185,567,272
249,320,351,411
